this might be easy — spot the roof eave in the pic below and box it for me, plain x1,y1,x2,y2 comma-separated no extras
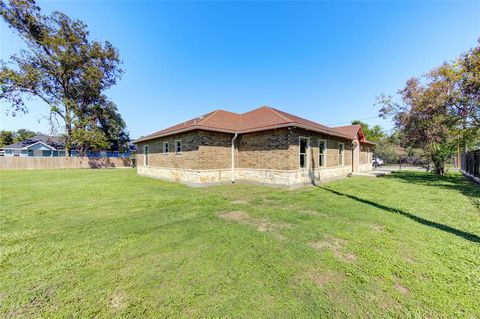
134,125,238,143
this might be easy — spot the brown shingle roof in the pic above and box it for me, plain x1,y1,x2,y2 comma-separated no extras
136,106,354,142
332,125,362,139
332,124,376,145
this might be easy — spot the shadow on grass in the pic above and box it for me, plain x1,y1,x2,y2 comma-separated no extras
386,171,480,199
386,171,480,212
319,186,480,244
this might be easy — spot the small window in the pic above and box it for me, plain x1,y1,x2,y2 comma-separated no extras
144,145,149,166
163,142,169,154
319,140,327,167
175,140,182,154
299,137,309,168
338,143,344,166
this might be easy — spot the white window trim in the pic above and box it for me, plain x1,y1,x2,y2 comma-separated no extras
318,139,327,168
175,140,182,154
143,145,149,166
163,142,169,154
338,142,345,166
299,137,310,169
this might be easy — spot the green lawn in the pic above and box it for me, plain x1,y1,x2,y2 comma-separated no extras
1,169,479,318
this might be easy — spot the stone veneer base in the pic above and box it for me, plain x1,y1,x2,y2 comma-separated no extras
359,163,373,172
137,165,360,187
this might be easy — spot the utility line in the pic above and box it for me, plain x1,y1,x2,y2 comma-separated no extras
327,115,380,126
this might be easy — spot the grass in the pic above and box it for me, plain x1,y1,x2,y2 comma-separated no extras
1,169,479,318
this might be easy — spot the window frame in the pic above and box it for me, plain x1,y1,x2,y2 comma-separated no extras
175,140,182,154
163,142,169,154
338,142,344,166
143,145,149,166
299,137,310,169
318,139,327,168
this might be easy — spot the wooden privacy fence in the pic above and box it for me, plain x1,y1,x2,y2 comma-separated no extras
461,149,480,181
0,156,132,170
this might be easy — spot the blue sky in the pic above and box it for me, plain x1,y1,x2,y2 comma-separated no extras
1,1,479,139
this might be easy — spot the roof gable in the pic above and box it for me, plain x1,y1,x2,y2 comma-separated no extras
25,141,56,150
332,125,376,145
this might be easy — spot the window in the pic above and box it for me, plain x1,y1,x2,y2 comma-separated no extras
163,142,169,154
318,140,327,167
338,143,344,166
175,140,182,154
144,145,149,166
299,137,309,168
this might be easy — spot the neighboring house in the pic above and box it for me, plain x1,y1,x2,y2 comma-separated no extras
135,106,375,187
3,134,66,157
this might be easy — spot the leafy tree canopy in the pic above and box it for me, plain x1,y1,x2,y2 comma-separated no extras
14,128,36,142
0,130,14,147
0,0,129,154
0,128,37,147
377,41,480,175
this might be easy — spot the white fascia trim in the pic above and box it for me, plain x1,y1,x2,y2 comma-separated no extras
22,141,56,150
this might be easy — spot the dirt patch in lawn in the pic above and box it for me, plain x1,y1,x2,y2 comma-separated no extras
309,236,357,262
111,290,127,310
231,199,248,205
309,270,345,287
371,224,384,232
217,211,292,237
394,283,410,295
284,205,328,217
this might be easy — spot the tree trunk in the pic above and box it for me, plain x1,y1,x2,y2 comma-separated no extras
64,123,72,157
432,155,445,176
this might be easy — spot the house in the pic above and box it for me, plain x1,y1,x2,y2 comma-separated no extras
3,134,66,157
134,106,375,187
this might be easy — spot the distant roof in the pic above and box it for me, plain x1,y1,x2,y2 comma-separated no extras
136,106,355,143
4,134,66,150
332,124,375,145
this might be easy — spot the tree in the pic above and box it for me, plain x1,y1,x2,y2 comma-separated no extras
13,128,36,142
0,130,14,146
351,120,385,142
377,42,480,175
374,130,428,166
0,0,129,155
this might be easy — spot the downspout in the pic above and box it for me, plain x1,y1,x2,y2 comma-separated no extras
352,140,355,172
231,133,238,183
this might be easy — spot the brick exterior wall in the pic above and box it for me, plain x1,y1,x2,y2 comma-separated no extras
136,127,354,171
197,131,232,169
288,128,353,169
360,144,372,164
236,129,293,170
136,130,232,169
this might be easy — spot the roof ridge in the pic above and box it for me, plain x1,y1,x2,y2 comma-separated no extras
197,109,221,125
262,106,294,123
334,124,359,128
